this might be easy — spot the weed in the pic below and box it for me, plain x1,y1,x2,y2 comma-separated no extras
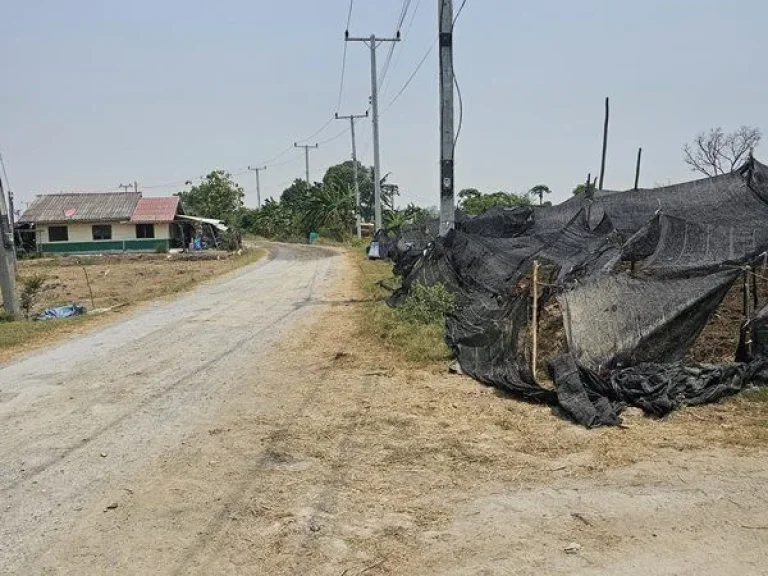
20,275,46,319
359,257,452,364
396,282,455,325
742,386,768,403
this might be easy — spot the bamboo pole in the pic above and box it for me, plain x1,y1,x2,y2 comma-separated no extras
531,260,540,381
82,266,95,310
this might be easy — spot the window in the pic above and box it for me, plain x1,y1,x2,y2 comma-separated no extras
92,224,112,240
48,226,69,242
135,223,155,239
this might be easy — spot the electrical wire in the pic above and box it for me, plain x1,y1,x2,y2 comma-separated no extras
378,0,412,89
452,0,468,149
383,37,436,112
380,0,423,98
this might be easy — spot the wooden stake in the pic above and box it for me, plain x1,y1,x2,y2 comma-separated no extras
531,260,540,381
82,266,95,310
598,97,609,190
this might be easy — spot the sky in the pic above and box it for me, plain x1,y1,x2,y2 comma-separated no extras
2,0,767,211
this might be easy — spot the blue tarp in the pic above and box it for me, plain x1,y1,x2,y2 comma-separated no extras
36,304,87,321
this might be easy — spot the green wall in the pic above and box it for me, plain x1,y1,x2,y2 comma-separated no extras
41,239,171,254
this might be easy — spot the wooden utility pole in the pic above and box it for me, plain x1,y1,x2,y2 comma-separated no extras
0,176,18,316
438,0,455,236
336,111,368,239
598,97,609,190
634,147,642,190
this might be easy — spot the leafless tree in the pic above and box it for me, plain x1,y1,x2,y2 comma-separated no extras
683,126,761,177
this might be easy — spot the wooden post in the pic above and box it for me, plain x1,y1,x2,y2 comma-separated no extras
744,266,753,358
598,97,609,190
531,260,540,381
634,147,642,190
82,266,96,310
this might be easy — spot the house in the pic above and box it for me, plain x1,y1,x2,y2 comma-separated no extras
17,192,184,253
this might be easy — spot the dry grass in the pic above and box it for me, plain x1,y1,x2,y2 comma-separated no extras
347,253,768,471
0,248,266,362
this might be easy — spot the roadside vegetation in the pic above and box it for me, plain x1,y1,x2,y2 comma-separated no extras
358,254,453,365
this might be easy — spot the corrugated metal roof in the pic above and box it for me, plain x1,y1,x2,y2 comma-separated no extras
19,192,141,224
130,196,181,223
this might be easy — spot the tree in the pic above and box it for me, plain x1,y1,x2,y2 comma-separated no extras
322,160,374,218
683,126,761,177
458,189,531,216
280,179,321,214
303,176,355,237
529,184,551,206
177,170,244,222
384,203,437,232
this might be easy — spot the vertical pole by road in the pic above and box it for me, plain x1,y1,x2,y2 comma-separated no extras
247,166,266,208
346,32,400,232
336,111,368,239
598,96,609,190
634,147,643,190
294,143,319,188
0,176,18,316
439,0,455,236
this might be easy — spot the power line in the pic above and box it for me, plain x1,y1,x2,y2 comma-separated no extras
381,0,424,98
383,37,436,112
452,0,468,148
378,0,412,90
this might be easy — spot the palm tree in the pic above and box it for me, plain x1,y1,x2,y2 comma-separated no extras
529,184,552,206
303,177,355,237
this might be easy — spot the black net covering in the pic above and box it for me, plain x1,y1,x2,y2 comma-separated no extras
382,158,768,426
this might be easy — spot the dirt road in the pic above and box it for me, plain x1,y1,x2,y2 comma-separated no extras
0,244,336,574
1,245,767,575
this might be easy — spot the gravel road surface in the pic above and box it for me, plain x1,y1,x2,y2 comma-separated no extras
0,243,336,574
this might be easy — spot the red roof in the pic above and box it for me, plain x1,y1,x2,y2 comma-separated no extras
130,196,180,223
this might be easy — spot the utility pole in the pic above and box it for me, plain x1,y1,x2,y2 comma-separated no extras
346,31,400,232
294,143,319,188
0,175,18,316
247,165,266,208
134,180,138,193
336,111,368,239
438,0,455,236
118,183,132,192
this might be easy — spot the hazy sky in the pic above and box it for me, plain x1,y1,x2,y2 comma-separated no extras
2,0,767,210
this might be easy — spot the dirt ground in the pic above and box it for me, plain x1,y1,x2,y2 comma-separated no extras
18,250,264,312
1,247,767,574
0,249,264,363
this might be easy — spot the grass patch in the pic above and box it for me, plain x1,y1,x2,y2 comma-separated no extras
742,386,768,403
359,255,452,365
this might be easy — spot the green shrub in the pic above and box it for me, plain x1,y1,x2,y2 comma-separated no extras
20,275,46,319
396,282,455,325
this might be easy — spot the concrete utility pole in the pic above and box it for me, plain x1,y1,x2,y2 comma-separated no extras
0,176,18,316
247,165,266,208
438,0,455,236
336,111,368,239
118,183,132,192
346,31,400,232
294,143,319,187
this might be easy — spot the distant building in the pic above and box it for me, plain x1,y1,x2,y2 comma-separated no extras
17,192,184,253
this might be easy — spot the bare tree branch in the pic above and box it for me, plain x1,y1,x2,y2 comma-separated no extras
683,126,761,177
